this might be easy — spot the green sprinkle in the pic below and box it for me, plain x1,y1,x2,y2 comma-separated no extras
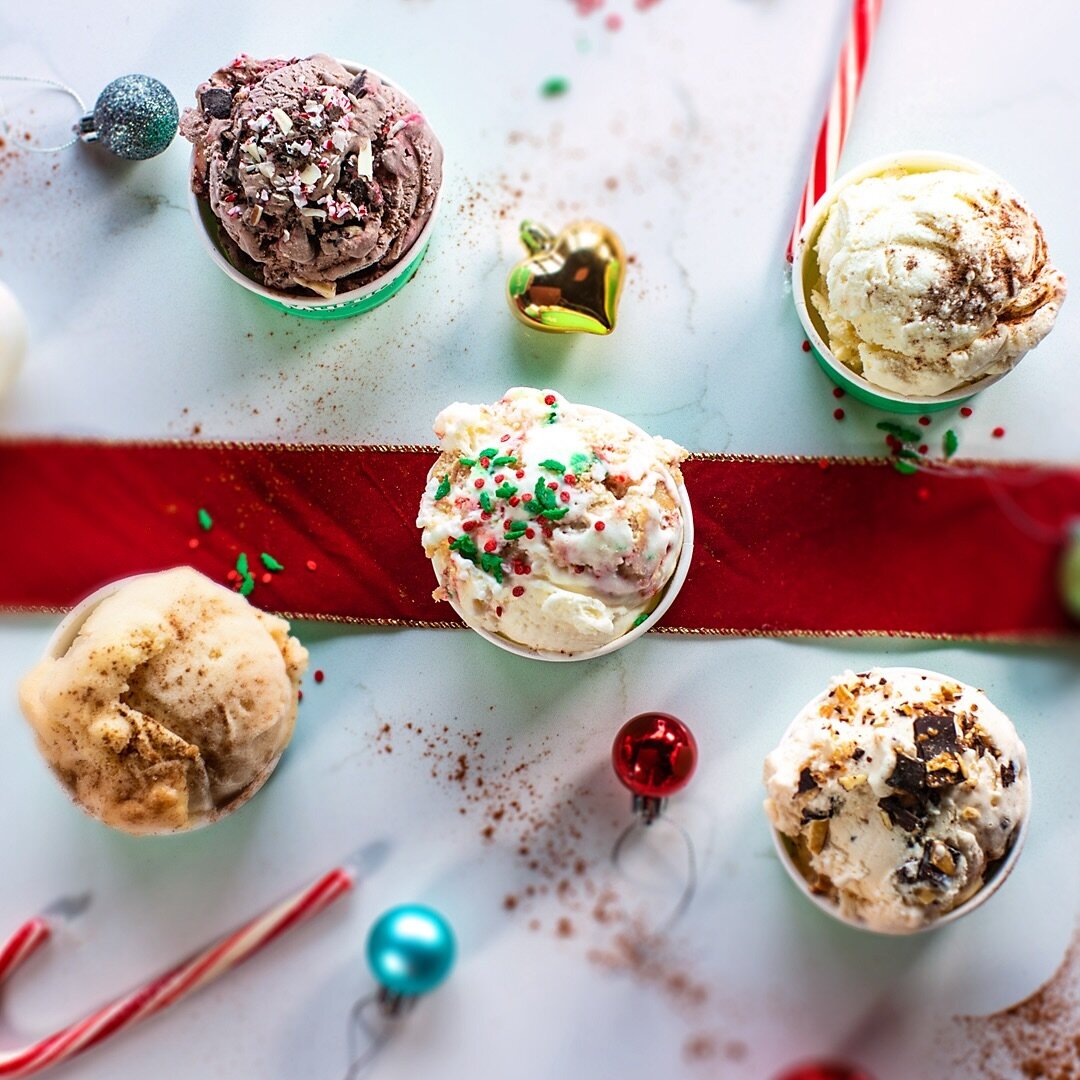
505,522,528,538
893,459,919,476
239,573,255,597
450,535,479,560
492,455,516,467
478,447,499,462
479,552,504,582
458,457,477,467
569,453,592,474
197,508,213,531
876,421,921,444
545,412,558,425
479,491,494,513
632,613,649,628
533,478,557,509
260,552,284,572
434,475,451,500
540,76,570,98
944,429,959,459
540,507,570,520
495,483,518,499
236,552,249,576
897,447,922,461
539,459,567,474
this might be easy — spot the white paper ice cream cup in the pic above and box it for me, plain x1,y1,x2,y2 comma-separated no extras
792,151,1016,414
438,480,694,664
769,666,1031,935
187,61,442,321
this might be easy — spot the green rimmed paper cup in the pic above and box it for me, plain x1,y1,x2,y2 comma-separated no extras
792,151,1014,414
768,666,1031,936
186,61,441,321
439,481,694,664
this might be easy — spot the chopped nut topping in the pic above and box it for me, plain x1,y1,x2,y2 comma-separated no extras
806,818,830,855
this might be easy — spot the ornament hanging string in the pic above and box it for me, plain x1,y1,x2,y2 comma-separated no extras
0,75,85,152
611,816,699,938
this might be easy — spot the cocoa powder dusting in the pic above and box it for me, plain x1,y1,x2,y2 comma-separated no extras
950,927,1080,1077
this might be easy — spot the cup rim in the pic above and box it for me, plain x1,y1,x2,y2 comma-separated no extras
769,665,1031,935
185,59,442,310
433,433,694,663
792,150,1013,407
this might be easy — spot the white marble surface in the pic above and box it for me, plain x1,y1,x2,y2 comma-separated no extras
0,1,1078,1077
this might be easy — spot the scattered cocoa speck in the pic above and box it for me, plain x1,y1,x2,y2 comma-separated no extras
683,1034,717,1062
604,176,619,191
481,825,495,841
503,895,518,911
556,917,574,938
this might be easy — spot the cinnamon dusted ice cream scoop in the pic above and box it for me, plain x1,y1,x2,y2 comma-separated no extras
811,164,1066,395
764,668,1029,933
181,53,442,297
19,568,308,835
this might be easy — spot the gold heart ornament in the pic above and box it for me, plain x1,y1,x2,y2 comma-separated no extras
506,220,625,335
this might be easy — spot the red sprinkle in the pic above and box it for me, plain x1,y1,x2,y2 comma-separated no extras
479,457,491,468
818,458,830,470
261,572,272,584
306,560,318,571
495,606,503,617
474,478,485,489
917,487,930,501
560,491,571,503
918,445,928,455
494,473,505,483
187,537,200,549
594,521,606,531
226,569,240,582
500,433,511,442
564,474,576,485
918,416,931,427
513,586,525,597
484,539,497,553
509,496,520,507
522,493,532,502
801,340,811,352
992,426,1006,438
298,690,303,702
525,528,535,539
832,387,845,399
960,407,973,417
547,481,559,491
544,394,557,406
462,520,478,531
833,408,845,421
314,670,325,684
605,12,623,29
516,469,526,479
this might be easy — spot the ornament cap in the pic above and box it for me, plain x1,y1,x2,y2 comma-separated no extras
76,114,98,139
519,220,556,254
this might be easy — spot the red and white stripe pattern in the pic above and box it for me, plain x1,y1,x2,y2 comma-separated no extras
0,867,354,1078
787,0,884,261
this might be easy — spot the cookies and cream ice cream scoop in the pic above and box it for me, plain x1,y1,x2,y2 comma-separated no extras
416,388,689,657
764,668,1029,933
811,164,1066,396
19,567,308,835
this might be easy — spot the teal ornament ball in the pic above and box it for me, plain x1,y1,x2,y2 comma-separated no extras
366,904,455,998
78,75,178,159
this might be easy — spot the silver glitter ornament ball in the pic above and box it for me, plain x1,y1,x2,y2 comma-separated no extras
77,74,178,159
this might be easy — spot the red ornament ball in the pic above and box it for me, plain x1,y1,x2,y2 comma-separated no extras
611,713,697,799
775,1064,874,1080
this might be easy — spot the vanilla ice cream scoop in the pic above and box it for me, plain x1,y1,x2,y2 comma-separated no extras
416,388,688,656
19,567,308,835
811,165,1066,396
764,668,1029,933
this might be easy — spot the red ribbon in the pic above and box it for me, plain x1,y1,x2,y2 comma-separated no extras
2,439,1077,641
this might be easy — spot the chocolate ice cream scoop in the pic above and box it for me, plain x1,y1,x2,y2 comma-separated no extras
181,54,443,298
19,568,308,835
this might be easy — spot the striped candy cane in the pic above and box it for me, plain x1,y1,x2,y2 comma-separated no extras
0,866,354,1078
786,0,884,261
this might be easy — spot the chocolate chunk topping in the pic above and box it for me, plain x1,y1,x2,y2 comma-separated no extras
348,71,368,98
887,752,927,794
1001,761,1017,788
800,806,832,824
852,747,866,761
797,767,819,794
914,714,959,760
200,87,233,119
878,794,924,833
